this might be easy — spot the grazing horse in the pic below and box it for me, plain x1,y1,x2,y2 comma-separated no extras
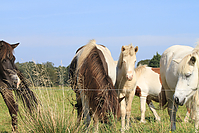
115,44,138,132
160,44,199,131
0,41,38,132
135,65,161,123
69,40,120,132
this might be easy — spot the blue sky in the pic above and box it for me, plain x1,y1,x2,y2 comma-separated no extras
1,1,199,66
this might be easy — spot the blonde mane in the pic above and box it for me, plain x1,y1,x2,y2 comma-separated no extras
77,39,97,71
117,44,137,68
194,41,199,52
178,43,199,74
135,65,147,78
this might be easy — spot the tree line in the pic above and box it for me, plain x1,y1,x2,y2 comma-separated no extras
137,52,161,68
15,61,69,87
15,52,161,87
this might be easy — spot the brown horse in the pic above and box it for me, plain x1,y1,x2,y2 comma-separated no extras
0,41,38,132
69,40,120,132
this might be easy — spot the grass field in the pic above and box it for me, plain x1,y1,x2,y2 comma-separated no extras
0,86,196,133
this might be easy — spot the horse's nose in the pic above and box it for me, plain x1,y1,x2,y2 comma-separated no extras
126,71,133,81
175,97,179,105
174,97,185,106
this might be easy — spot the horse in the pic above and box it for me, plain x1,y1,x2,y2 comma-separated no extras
135,65,161,123
115,44,138,132
160,44,199,131
0,41,38,132
135,65,196,125
184,90,198,123
69,40,120,132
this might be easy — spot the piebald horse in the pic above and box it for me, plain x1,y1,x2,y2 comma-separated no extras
135,65,161,123
69,40,120,132
160,44,199,131
115,44,138,132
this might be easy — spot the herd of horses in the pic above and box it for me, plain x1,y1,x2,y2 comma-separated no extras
1,39,199,132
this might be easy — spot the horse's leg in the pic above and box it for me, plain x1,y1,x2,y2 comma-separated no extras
162,76,178,131
80,91,91,128
120,92,126,132
166,90,178,131
76,92,83,123
184,97,192,123
126,89,135,130
0,89,18,132
146,98,161,122
194,90,199,132
140,95,147,123
184,108,191,123
93,114,99,133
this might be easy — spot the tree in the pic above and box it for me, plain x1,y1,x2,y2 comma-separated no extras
137,59,150,67
15,61,70,87
148,52,161,68
137,52,161,68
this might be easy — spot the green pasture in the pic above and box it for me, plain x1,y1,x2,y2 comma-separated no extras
0,86,196,133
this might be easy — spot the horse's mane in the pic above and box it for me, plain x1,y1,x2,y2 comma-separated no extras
135,65,147,78
0,41,14,61
77,40,120,120
15,69,38,112
117,44,136,69
178,43,199,74
76,44,106,54
194,41,199,52
77,40,97,71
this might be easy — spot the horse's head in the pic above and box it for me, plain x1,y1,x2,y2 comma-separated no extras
118,44,138,81
0,41,20,88
173,53,199,106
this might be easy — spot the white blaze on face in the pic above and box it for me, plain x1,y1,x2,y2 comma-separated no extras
126,70,133,81
124,56,136,81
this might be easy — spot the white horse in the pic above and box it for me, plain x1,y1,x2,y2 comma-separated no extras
135,65,161,123
69,40,120,132
115,44,138,132
160,44,199,131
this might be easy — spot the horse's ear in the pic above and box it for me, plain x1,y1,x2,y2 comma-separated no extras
11,43,19,49
121,46,125,52
0,42,4,47
173,58,181,64
135,46,138,53
189,56,196,66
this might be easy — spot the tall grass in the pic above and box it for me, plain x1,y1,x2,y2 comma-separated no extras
0,61,197,132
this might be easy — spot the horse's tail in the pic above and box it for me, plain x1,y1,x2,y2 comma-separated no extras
159,85,168,109
15,70,38,113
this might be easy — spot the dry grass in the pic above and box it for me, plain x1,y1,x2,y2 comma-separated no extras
0,61,197,132
0,86,196,133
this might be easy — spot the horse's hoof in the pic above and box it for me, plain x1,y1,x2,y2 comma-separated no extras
126,126,130,130
156,118,161,122
140,120,146,123
120,128,126,133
